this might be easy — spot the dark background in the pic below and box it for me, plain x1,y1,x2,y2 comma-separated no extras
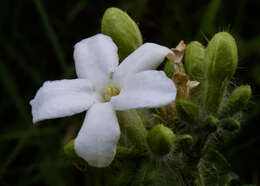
0,0,259,185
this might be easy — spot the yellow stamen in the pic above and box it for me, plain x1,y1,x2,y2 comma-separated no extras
104,85,120,102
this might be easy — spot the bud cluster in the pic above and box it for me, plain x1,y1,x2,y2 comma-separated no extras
63,7,252,186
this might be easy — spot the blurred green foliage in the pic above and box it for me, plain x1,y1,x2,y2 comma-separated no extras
0,0,259,185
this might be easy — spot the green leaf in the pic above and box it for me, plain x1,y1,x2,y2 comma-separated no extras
198,150,239,186
33,0,68,75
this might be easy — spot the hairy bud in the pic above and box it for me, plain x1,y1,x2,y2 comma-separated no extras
175,134,193,150
222,118,240,131
204,32,238,113
184,41,205,81
101,7,143,61
205,115,219,132
147,124,175,155
220,85,251,117
176,99,199,123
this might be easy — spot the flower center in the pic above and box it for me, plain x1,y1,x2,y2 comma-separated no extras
104,85,120,102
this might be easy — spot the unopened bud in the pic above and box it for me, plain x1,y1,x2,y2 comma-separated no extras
101,7,143,61
184,41,205,81
175,134,193,150
204,32,238,113
147,124,175,155
220,85,251,117
176,99,199,123
205,115,219,132
163,59,175,78
116,110,148,153
222,118,240,131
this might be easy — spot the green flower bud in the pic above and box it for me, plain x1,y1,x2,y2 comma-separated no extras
205,32,237,113
205,115,219,132
64,139,86,169
222,118,240,131
179,61,186,73
136,109,157,128
184,41,205,81
101,7,143,61
147,124,175,155
204,32,238,113
176,99,199,123
206,32,238,81
175,134,193,150
163,59,175,78
116,110,148,153
220,85,251,117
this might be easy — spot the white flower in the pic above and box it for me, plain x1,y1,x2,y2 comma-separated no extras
30,34,176,167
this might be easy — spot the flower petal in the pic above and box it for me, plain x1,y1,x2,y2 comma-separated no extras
74,102,120,167
111,70,176,110
30,79,98,123
113,43,172,87
74,34,119,91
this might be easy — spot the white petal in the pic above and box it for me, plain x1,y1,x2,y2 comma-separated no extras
113,43,172,87
111,70,176,110
30,79,98,123
74,102,120,167
74,34,119,91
